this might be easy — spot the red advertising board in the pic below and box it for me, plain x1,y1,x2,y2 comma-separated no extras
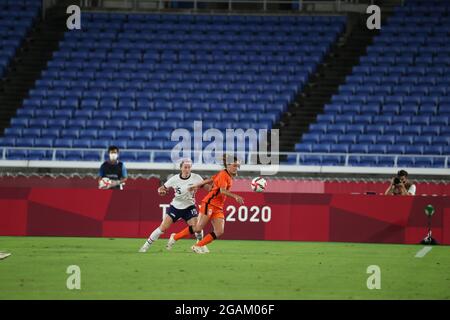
1,176,449,195
0,187,448,245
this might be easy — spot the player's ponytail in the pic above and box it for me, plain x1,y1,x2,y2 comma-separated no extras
222,154,227,167
222,154,239,167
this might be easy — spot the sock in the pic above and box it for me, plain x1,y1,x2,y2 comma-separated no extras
195,230,204,241
174,226,194,241
148,227,163,243
196,232,217,247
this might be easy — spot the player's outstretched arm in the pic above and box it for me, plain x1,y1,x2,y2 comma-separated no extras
158,185,169,196
202,183,212,192
201,179,213,192
220,188,244,204
108,180,125,189
188,178,213,192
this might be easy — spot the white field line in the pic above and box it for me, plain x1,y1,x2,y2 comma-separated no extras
414,246,433,258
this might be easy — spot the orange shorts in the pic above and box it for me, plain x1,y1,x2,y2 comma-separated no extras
199,202,224,220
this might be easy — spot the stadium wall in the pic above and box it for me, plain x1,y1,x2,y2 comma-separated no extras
0,176,449,195
0,186,449,245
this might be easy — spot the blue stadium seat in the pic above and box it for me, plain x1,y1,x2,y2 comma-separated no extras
6,10,449,168
404,145,423,155
120,151,138,162
83,151,102,161
34,138,53,148
302,133,320,144
54,138,72,148
28,150,52,160
346,124,365,135
321,155,344,166
330,144,349,153
153,152,172,163
319,134,338,144
423,145,442,155
286,3,450,168
91,140,109,149
366,144,385,154
6,149,28,160
397,157,415,167
349,144,369,154
311,144,331,153
295,143,313,153
146,141,164,149
430,157,446,168
387,144,406,154
358,135,376,144
378,156,395,167
301,155,322,166
339,134,357,144
414,157,433,168
72,139,91,148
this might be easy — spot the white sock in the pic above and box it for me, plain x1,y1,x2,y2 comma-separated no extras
148,227,164,243
195,230,204,241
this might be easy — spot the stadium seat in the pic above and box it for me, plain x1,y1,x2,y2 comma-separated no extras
289,1,450,168
1,12,348,162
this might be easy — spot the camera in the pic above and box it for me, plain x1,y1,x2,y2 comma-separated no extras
393,177,402,185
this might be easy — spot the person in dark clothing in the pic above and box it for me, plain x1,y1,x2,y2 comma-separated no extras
384,169,416,196
98,146,127,190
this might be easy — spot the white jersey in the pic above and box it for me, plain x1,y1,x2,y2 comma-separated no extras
408,184,416,195
164,173,204,209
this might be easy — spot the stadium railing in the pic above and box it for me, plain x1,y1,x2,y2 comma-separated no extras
0,147,448,175
74,0,376,12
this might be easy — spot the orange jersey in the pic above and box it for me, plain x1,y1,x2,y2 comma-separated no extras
201,169,233,210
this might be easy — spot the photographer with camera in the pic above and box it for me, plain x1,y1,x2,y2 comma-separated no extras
384,170,416,196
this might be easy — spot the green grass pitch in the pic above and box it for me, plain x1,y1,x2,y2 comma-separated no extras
0,236,449,300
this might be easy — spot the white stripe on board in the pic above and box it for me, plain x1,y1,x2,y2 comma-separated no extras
415,246,433,258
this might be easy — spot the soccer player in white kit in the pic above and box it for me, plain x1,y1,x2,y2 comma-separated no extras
138,158,211,253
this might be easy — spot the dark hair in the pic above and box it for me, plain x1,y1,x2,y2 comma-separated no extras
397,170,408,177
108,146,119,153
222,154,239,167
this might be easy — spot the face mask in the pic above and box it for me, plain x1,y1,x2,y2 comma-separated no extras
109,153,118,161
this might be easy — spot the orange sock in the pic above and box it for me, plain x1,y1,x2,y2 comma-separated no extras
174,226,193,241
197,232,216,247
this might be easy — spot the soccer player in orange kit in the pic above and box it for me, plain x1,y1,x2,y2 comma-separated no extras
166,155,244,254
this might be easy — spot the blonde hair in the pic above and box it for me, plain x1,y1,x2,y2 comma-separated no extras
179,158,193,168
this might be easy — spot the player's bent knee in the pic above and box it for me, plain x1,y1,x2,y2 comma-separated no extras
214,229,224,238
193,226,202,233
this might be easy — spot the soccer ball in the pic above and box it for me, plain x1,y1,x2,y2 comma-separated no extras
251,177,267,193
424,204,435,217
98,177,112,189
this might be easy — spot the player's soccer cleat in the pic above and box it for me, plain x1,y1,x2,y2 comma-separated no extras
201,246,210,254
138,241,151,253
166,233,176,250
191,245,206,254
0,252,11,260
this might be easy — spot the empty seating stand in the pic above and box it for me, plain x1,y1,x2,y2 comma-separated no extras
0,0,41,78
0,13,345,162
292,0,450,168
